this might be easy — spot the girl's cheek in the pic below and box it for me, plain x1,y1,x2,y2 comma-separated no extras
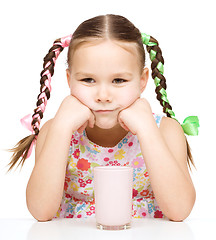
70,87,94,108
118,90,139,109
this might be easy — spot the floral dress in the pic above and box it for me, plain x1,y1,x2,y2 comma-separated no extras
54,113,166,219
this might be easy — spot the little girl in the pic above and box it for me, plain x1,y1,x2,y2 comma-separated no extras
9,14,199,222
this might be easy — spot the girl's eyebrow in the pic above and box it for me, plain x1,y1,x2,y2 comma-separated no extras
75,72,133,78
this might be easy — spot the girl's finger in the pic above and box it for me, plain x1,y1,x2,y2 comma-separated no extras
119,119,130,132
77,122,88,133
88,112,95,128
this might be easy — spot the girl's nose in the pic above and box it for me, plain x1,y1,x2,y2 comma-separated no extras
95,84,112,103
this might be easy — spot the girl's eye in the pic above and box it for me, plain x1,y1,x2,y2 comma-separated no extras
113,78,127,84
80,78,127,84
80,78,95,83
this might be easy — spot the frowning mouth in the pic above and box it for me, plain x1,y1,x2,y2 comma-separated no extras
94,108,118,114
95,110,114,113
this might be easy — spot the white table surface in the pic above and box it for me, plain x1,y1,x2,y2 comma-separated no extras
0,217,215,240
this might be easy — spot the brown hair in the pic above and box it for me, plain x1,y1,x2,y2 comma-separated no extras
8,14,195,171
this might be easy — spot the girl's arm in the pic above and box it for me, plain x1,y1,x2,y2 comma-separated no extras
26,96,95,221
137,116,196,221
26,118,71,221
118,98,196,221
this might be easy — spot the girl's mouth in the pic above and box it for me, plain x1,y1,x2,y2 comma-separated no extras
95,110,114,113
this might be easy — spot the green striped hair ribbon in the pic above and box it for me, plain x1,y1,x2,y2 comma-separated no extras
141,33,200,136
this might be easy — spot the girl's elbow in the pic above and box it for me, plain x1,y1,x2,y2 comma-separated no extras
26,196,58,222
27,202,55,222
31,210,54,222
166,204,194,222
168,191,196,222
35,215,53,222
168,215,186,222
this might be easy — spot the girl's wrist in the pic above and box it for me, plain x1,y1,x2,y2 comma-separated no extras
52,116,75,137
136,115,159,140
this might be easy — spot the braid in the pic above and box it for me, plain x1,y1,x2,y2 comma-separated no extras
32,40,64,136
8,35,72,171
142,33,199,170
142,33,176,119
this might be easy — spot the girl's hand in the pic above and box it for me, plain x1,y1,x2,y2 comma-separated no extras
117,98,154,135
54,95,95,133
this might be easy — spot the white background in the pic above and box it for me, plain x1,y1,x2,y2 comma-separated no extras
0,0,215,219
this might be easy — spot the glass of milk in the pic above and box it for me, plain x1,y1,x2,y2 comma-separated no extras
93,166,133,230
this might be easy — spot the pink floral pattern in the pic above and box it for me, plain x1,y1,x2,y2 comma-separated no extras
54,113,166,219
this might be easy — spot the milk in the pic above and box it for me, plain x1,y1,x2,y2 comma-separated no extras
93,166,133,230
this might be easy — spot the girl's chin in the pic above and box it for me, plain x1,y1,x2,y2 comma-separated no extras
95,118,118,129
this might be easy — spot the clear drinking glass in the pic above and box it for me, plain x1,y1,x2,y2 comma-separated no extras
93,166,133,230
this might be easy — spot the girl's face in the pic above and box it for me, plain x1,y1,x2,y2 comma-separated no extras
67,40,148,129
